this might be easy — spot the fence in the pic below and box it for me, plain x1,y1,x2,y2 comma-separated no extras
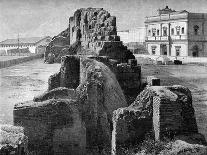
134,54,207,64
0,54,43,69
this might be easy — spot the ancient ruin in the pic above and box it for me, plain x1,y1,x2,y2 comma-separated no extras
1,7,206,155
44,8,134,63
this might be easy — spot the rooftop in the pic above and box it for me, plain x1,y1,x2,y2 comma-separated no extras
0,36,51,45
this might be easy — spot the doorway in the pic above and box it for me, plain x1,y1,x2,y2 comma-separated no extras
192,45,199,57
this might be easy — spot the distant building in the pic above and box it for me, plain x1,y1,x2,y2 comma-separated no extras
117,28,146,44
145,6,207,57
0,36,52,54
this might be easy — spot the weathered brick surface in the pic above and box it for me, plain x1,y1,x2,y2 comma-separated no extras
112,85,202,155
151,85,198,141
14,99,86,155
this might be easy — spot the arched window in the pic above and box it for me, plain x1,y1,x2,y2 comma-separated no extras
181,27,184,34
194,25,199,35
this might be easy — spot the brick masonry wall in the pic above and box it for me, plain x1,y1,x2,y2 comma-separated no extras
152,85,198,141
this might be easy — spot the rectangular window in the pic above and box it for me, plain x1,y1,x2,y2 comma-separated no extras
151,46,156,55
157,30,159,36
175,46,181,56
171,28,174,35
181,27,184,34
163,27,167,36
148,30,151,36
176,26,180,35
152,28,156,37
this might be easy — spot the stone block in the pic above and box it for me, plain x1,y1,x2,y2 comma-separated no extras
112,106,152,155
146,76,160,86
152,85,198,141
14,99,86,155
60,55,80,89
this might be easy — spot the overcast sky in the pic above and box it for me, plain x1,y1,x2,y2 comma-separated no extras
1,0,207,41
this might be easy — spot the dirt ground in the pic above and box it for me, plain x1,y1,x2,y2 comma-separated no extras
0,58,207,140
0,56,28,61
141,63,207,140
0,58,60,124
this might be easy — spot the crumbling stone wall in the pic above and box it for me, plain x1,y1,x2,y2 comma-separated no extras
112,85,201,155
44,28,71,63
153,85,198,141
115,60,141,104
60,55,80,89
48,72,60,90
14,99,86,155
77,58,128,152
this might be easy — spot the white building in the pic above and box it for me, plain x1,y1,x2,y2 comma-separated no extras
145,6,207,57
117,27,146,44
0,36,51,55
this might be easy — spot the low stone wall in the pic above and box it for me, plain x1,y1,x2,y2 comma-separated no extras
14,99,86,155
0,54,43,69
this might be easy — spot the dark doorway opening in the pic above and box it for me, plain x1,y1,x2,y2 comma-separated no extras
192,45,199,57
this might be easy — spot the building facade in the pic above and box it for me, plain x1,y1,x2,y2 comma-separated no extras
145,6,207,57
0,36,51,55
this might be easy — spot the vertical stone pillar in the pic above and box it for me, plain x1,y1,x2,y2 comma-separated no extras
60,55,80,89
153,95,182,141
146,76,160,86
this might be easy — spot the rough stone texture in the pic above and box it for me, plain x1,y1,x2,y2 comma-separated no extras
33,87,77,102
77,58,127,151
0,125,28,155
152,85,198,141
44,28,71,63
60,55,80,89
146,76,160,86
112,88,154,155
48,72,60,91
159,140,207,155
115,61,141,105
68,8,135,63
14,99,86,155
112,85,203,155
45,8,135,64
